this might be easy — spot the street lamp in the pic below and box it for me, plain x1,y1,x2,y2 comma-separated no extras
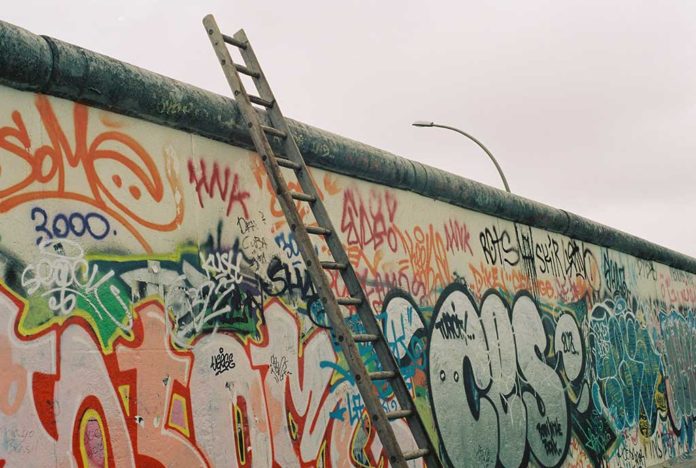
412,121,511,193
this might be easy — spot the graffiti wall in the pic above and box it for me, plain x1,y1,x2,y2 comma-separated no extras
0,84,694,468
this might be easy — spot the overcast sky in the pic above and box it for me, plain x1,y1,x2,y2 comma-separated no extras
5,1,696,258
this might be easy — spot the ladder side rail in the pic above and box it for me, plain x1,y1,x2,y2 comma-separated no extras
239,37,431,461
233,29,325,205
233,31,407,388
312,210,441,464
204,17,411,467
233,29,332,227
352,299,442,465
205,16,441,466
203,16,289,198
280,130,442,464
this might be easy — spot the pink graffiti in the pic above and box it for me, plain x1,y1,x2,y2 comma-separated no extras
340,189,398,252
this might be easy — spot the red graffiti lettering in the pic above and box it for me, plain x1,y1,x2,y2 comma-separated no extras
188,159,250,218
444,219,473,255
340,189,398,252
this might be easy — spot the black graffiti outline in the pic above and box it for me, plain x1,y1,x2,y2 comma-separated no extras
425,284,574,468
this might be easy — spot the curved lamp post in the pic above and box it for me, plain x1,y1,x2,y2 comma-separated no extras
412,121,511,193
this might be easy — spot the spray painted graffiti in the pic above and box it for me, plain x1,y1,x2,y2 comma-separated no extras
427,286,579,467
18,239,133,350
341,188,399,252
659,310,696,433
187,158,251,218
0,283,419,467
0,95,184,252
30,207,113,245
589,299,664,435
1,90,695,467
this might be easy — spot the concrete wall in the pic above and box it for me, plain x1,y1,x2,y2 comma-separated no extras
0,21,695,468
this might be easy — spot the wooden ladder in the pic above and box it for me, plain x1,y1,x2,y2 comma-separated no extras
203,14,442,467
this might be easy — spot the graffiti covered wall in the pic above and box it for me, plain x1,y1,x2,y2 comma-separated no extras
0,27,695,468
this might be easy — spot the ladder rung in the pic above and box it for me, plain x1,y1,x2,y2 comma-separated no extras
403,448,430,461
235,63,260,78
368,371,396,380
261,125,287,139
353,334,379,343
337,296,362,306
276,158,301,170
320,261,347,270
289,191,316,202
386,408,413,420
249,95,274,107
222,34,247,49
305,226,332,236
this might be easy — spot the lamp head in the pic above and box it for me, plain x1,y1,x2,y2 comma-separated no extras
412,120,434,127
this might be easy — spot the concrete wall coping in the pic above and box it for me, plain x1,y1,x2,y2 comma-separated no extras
1,19,694,273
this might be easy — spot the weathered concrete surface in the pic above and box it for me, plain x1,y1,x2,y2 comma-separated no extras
0,19,694,468
0,19,694,274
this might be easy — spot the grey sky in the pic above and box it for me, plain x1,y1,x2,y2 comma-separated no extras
5,1,696,257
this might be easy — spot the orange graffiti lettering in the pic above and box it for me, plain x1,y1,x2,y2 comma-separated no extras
396,224,451,301
0,334,27,415
0,95,183,252
251,156,332,231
